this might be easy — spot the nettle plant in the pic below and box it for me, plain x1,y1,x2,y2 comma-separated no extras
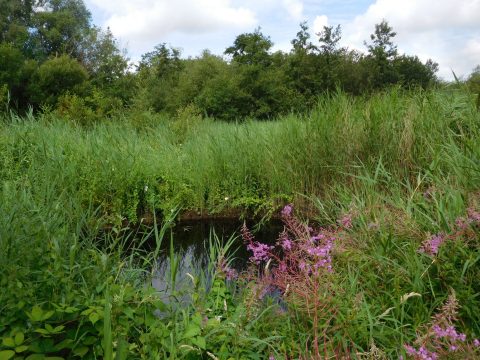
225,204,353,357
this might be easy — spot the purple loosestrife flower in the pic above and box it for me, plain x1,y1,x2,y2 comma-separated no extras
224,266,238,280
281,238,292,251
247,241,273,265
339,213,353,229
241,222,273,264
419,233,446,256
241,222,255,244
404,345,417,356
218,259,238,280
467,207,480,223
403,344,439,359
432,324,466,342
473,339,480,347
455,217,469,231
278,229,292,251
281,204,293,218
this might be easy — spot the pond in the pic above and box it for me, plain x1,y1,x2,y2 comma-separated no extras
151,218,283,300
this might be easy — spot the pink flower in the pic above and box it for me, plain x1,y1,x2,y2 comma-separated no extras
467,207,480,222
218,259,238,280
419,233,446,256
455,217,469,230
339,213,353,229
281,204,293,217
247,241,273,264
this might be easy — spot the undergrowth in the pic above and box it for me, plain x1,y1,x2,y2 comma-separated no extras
0,87,479,359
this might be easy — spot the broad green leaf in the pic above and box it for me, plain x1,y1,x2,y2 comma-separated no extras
42,310,55,321
89,312,100,325
15,345,28,353
0,350,15,360
122,307,134,319
183,324,201,339
52,325,65,333
82,337,97,346
81,308,94,316
53,339,74,351
192,336,206,350
1,338,15,348
30,306,43,322
26,355,45,360
73,346,89,357
14,332,25,346
34,328,50,335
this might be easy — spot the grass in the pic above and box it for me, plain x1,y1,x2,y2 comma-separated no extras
0,87,479,359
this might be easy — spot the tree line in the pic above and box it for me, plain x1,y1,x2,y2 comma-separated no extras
0,0,478,122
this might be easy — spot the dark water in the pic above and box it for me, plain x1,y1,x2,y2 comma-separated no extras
151,219,283,298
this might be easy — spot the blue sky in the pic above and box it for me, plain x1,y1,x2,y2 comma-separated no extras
85,0,480,80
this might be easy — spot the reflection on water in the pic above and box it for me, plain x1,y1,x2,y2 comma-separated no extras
151,219,282,300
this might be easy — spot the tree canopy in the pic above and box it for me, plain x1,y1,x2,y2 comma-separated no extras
0,1,447,121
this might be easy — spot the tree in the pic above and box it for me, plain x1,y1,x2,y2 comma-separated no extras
225,28,273,67
0,0,36,49
393,55,438,89
364,20,399,88
317,25,342,56
29,54,88,106
78,27,128,85
31,0,92,60
134,44,184,112
0,43,24,88
286,22,320,104
365,20,397,60
292,21,317,55
317,24,344,92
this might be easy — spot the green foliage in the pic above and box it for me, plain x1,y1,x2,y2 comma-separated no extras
134,43,183,113
29,54,88,106
467,66,480,110
1,88,480,358
1,1,442,120
30,0,92,60
225,27,273,67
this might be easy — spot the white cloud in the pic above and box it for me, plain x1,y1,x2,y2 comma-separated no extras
338,0,480,79
313,15,329,35
87,0,257,51
282,0,304,21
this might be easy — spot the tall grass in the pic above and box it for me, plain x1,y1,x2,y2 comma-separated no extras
1,88,478,223
0,87,479,359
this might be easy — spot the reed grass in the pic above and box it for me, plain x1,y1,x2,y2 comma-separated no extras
0,87,479,359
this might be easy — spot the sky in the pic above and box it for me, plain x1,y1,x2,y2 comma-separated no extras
84,0,480,80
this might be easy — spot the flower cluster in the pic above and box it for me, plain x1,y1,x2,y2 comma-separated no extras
338,212,353,229
418,206,480,256
404,345,438,360
241,223,273,265
278,229,292,251
403,293,479,359
432,324,466,344
455,207,480,231
246,241,273,265
418,233,446,256
304,232,334,273
218,258,238,280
